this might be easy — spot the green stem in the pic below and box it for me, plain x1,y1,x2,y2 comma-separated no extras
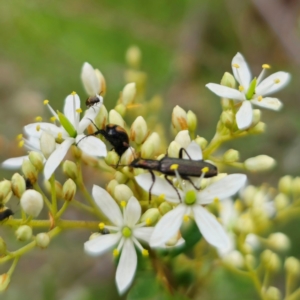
286,288,300,300
7,257,20,276
55,201,69,219
33,183,52,211
71,199,97,215
50,175,57,215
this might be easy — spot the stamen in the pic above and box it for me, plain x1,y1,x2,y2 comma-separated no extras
113,249,119,257
213,197,220,204
99,222,105,230
50,116,56,123
16,134,23,140
142,249,149,257
18,140,24,148
35,116,42,122
257,96,263,101
43,99,49,105
274,79,280,84
36,125,41,132
57,132,63,140
232,63,240,68
158,194,165,200
201,167,209,174
239,85,244,92
145,218,152,226
183,215,189,222
71,91,77,95
262,64,271,69
120,201,127,208
76,108,82,113
170,164,179,170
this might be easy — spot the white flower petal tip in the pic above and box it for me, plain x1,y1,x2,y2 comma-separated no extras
236,101,253,130
1,156,28,170
84,234,121,256
206,83,245,101
251,97,283,111
81,62,100,96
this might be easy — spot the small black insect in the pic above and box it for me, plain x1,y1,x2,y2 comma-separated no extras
86,95,102,108
0,208,14,221
100,228,110,235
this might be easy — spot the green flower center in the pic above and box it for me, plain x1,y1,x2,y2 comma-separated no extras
122,226,132,238
184,190,197,205
57,111,77,138
245,77,257,100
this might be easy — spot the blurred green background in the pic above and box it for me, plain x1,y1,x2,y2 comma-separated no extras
0,0,300,299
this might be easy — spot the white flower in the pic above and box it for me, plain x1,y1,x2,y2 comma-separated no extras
84,185,153,295
206,52,290,130
81,62,101,96
24,93,107,179
135,171,247,250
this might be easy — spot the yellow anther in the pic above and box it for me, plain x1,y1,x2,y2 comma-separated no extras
257,95,263,101
262,64,271,69
120,201,127,208
71,91,77,95
76,108,82,113
18,140,24,148
35,116,42,122
98,222,105,230
113,249,119,257
36,125,41,132
183,215,189,222
201,167,209,174
57,132,63,140
43,99,49,105
142,249,149,257
145,218,151,226
274,79,280,84
239,85,244,92
170,164,179,170
50,116,56,123
16,134,23,140
232,63,240,68
213,197,220,204
158,194,166,200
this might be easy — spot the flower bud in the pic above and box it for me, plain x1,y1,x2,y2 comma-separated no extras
261,250,281,273
172,105,188,132
126,45,142,69
130,116,148,145
114,103,126,117
11,173,26,198
63,179,76,201
221,111,234,129
174,130,191,149
274,193,289,211
167,141,180,158
114,184,133,202
244,155,276,172
81,62,100,96
120,147,135,165
267,233,290,252
165,232,182,247
221,72,236,88
20,190,43,217
15,225,33,241
194,136,208,150
122,82,136,106
187,110,197,132
94,105,108,130
292,176,300,197
264,287,281,300
241,185,257,205
223,149,239,163
105,151,120,166
141,208,160,225
40,131,56,159
278,175,293,195
106,179,118,196
245,233,260,250
223,251,244,268
0,180,12,205
251,109,261,127
71,144,82,159
248,121,265,134
0,273,10,291
285,257,300,276
95,69,106,95
141,132,161,158
235,214,254,234
36,233,50,248
28,151,44,171
0,237,6,256
159,202,173,215
114,171,128,184
62,160,78,180
109,109,125,128
22,159,38,184
44,180,63,199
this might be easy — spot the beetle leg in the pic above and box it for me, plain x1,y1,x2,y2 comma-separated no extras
148,170,156,203
179,147,192,160
182,176,201,190
165,175,182,202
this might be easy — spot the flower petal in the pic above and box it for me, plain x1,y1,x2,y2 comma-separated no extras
197,174,247,205
184,141,202,160
150,205,186,247
231,52,251,90
206,83,245,101
124,197,141,227
133,227,154,244
92,185,123,226
44,139,74,180
193,205,230,249
76,135,107,157
1,156,28,169
24,123,63,138
174,130,191,149
116,239,137,295
236,101,253,130
84,233,121,256
77,102,102,134
81,62,101,96
251,97,283,111
255,71,291,96
63,94,81,128
135,173,182,203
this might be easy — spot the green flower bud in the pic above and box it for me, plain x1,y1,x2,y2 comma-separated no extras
130,116,148,145
40,131,56,159
268,233,290,252
0,237,6,256
114,184,133,202
0,273,10,291
15,225,33,242
223,251,244,268
244,155,276,172
63,179,76,201
158,202,173,216
194,136,208,150
187,110,197,132
235,214,254,234
245,77,257,100
292,177,300,197
109,109,125,128
57,111,76,138
174,130,190,149
44,180,63,199
105,151,120,167
143,132,161,157
264,287,281,300
94,104,108,130
126,45,142,69
62,160,78,180
114,103,126,117
36,233,50,248
172,105,188,132
167,141,180,158
261,250,281,273
241,185,257,206
11,173,26,198
285,257,300,276
122,82,136,106
0,180,12,205
248,121,266,134
114,171,128,184
106,179,118,197
20,190,43,217
22,160,38,184
251,109,261,127
221,110,234,129
140,208,160,225
120,148,135,165
141,139,155,159
223,149,239,163
95,69,106,95
221,72,236,88
274,193,289,211
28,151,44,171
278,175,293,195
